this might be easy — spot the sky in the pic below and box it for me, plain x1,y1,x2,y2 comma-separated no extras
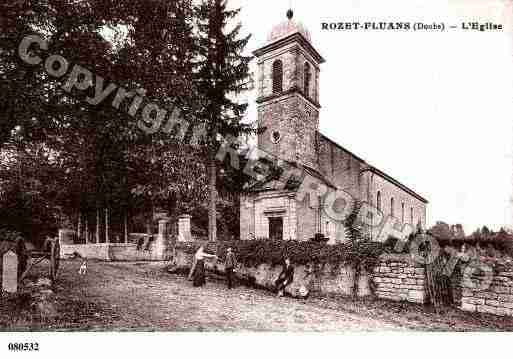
230,0,513,233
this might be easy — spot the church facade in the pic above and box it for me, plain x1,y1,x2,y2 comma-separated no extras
240,11,428,243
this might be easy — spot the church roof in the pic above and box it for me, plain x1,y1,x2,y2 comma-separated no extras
244,158,336,194
361,166,429,204
254,10,325,64
320,133,429,204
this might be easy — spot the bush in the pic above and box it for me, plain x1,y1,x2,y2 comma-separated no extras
0,229,24,242
215,239,390,268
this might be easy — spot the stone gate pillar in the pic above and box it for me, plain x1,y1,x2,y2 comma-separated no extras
154,218,171,260
178,215,192,242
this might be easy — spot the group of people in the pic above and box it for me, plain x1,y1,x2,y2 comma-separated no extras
190,246,295,297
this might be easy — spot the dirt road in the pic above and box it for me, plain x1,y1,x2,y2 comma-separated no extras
52,260,405,331
13,260,512,331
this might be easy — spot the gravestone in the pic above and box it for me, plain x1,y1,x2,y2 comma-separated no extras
178,215,192,242
2,250,18,293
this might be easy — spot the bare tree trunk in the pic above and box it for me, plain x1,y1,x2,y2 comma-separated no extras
105,207,110,244
77,211,82,242
146,219,152,238
208,156,217,242
96,207,100,243
85,215,89,244
124,211,128,244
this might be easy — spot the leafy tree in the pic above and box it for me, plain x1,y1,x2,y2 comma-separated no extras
2,1,203,228
194,0,253,241
429,221,453,239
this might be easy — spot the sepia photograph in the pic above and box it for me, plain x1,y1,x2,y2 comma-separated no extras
1,0,513,356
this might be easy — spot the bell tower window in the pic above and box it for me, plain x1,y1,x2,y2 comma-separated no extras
304,62,311,98
272,60,283,94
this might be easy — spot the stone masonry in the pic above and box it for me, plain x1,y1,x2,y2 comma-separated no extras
459,261,513,317
241,12,428,244
372,254,427,304
173,244,428,304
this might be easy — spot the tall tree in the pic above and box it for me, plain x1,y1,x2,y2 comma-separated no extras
194,0,253,241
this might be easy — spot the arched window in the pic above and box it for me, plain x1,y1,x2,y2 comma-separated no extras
304,62,311,97
272,60,283,94
401,203,405,223
390,198,395,218
376,191,381,212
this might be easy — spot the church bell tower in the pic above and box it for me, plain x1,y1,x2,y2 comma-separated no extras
253,9,325,170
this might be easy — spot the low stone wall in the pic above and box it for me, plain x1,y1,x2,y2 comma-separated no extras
60,242,172,261
60,244,110,260
373,254,427,304
172,243,427,303
109,244,172,261
459,260,513,316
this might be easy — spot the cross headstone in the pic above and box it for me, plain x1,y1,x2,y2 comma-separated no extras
2,250,18,293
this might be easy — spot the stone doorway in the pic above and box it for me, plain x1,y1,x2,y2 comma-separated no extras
269,217,283,241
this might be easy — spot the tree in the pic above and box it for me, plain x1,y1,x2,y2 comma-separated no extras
450,224,465,239
481,225,491,238
1,0,205,241
344,201,364,245
429,221,453,239
194,0,253,241
0,0,122,240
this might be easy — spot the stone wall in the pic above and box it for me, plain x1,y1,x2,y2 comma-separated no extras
60,244,110,260
458,261,513,316
172,243,427,303
60,242,172,261
372,254,427,304
318,134,363,200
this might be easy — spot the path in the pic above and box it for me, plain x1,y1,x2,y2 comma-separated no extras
55,260,405,331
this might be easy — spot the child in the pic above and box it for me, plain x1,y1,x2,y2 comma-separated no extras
78,259,88,275
224,247,238,289
275,257,294,297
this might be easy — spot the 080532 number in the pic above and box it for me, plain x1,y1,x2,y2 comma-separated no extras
8,343,39,351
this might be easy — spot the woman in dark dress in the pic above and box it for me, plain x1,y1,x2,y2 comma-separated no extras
192,246,217,287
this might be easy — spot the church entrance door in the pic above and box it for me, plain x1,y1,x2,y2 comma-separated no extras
269,217,283,241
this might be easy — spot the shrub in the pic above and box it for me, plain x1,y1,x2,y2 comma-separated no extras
215,239,390,268
0,229,24,242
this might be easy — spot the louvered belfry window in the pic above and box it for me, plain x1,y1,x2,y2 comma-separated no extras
272,60,283,94
304,62,311,97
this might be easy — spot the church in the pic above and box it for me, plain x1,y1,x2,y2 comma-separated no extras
240,10,428,243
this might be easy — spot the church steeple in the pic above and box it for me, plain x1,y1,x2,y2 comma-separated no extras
252,9,324,170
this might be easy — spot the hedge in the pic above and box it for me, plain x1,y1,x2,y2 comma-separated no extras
215,239,391,268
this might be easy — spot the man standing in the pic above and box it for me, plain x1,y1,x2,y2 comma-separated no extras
224,247,237,289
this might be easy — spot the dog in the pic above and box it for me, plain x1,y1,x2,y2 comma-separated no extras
78,260,88,275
